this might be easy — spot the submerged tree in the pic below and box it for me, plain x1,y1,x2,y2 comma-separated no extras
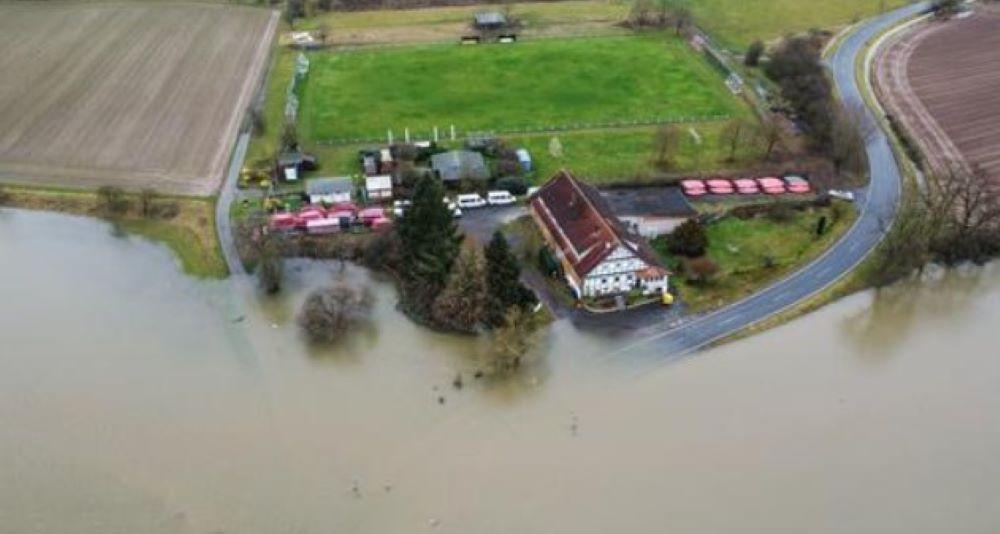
299,285,376,344
489,306,542,374
238,210,287,294
431,247,488,333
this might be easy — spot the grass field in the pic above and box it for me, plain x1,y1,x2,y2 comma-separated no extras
654,204,856,312
0,3,276,195
299,33,743,141
689,0,913,49
297,0,629,44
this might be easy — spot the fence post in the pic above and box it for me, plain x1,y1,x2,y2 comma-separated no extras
450,125,456,141
404,128,410,143
433,126,439,143
387,129,394,144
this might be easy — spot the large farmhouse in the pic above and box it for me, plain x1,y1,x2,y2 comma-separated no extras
529,171,670,299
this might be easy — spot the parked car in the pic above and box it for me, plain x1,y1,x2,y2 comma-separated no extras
457,193,487,209
487,190,516,206
706,179,735,195
733,178,760,195
829,189,856,202
755,177,787,195
526,186,541,198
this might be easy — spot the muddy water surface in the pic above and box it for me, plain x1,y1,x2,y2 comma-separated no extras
2,209,999,533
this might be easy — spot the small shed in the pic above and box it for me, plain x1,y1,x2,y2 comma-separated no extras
366,175,393,201
474,11,507,29
307,177,353,205
515,149,532,172
431,150,489,183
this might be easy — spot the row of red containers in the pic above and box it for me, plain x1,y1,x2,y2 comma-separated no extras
269,203,392,232
681,176,811,196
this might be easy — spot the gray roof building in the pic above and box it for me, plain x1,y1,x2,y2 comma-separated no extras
306,176,353,197
431,150,489,183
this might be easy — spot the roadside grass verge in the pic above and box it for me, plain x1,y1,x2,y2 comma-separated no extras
1,185,227,279
299,33,744,141
654,203,857,313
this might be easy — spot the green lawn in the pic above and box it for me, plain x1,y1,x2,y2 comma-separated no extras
689,0,913,50
507,122,763,184
654,204,857,312
299,33,744,141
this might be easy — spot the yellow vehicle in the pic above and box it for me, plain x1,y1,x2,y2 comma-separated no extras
661,291,675,306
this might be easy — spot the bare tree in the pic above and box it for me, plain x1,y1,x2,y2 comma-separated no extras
652,124,682,170
924,164,1000,264
719,118,750,162
830,102,874,178
756,113,786,161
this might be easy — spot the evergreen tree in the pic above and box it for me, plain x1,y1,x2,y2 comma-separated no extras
397,174,463,318
667,218,708,257
431,247,488,333
484,231,536,326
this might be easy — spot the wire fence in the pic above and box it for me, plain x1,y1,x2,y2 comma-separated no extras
314,114,733,147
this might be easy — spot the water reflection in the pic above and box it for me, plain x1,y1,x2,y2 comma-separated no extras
840,263,996,362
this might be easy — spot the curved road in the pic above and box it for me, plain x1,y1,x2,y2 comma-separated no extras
618,2,929,359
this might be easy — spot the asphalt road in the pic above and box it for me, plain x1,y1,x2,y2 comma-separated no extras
616,2,930,360
216,132,250,277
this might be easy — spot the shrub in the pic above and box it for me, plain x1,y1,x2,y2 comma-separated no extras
96,186,129,216
745,40,765,67
666,218,708,257
686,256,720,283
766,202,796,223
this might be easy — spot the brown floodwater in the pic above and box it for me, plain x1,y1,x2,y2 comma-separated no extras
2,208,999,533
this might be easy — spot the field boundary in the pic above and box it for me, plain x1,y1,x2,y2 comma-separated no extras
313,114,733,146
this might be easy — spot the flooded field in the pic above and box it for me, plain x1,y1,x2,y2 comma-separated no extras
2,208,999,533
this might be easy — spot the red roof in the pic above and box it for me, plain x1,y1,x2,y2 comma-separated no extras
529,170,667,280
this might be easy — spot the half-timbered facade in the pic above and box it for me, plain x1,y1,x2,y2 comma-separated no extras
529,171,670,299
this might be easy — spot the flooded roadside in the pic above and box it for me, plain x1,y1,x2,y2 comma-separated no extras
2,208,999,533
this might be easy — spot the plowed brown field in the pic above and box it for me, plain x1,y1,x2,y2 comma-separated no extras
0,3,277,195
876,6,1000,177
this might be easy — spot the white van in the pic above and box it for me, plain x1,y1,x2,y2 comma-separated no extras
487,190,516,206
456,193,487,209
